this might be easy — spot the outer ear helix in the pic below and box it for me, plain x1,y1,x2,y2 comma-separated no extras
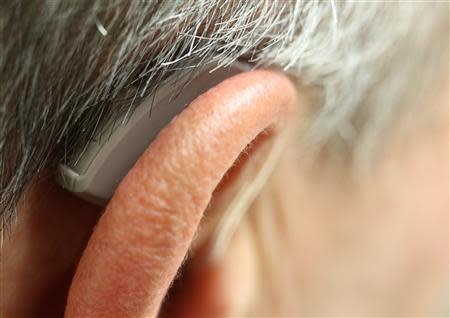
65,69,298,318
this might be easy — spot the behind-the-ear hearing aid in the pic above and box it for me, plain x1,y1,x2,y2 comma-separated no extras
57,61,250,205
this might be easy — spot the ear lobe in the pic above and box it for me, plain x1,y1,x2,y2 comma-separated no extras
65,70,298,318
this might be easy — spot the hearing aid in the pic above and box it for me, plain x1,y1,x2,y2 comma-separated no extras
57,61,251,205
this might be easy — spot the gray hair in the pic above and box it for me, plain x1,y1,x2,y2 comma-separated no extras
0,0,448,231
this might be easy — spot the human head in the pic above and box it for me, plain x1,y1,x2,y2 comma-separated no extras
1,1,448,316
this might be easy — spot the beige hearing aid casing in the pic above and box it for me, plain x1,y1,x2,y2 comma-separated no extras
57,62,250,205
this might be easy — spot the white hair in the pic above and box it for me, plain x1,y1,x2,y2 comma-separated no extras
0,0,448,231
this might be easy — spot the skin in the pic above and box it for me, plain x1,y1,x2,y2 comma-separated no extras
1,70,298,317
64,70,297,317
1,71,448,317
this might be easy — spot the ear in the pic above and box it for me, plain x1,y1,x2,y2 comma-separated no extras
63,69,298,317
4,70,298,317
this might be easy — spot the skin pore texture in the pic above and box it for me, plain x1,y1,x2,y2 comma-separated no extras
0,70,448,317
0,2,448,317
64,70,297,317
